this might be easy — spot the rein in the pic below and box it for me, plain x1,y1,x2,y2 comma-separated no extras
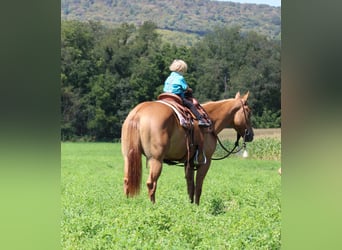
211,99,249,161
211,131,246,160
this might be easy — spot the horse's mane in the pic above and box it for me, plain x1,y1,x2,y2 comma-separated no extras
202,98,235,107
203,97,235,104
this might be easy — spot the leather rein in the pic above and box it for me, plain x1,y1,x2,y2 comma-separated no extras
211,99,249,160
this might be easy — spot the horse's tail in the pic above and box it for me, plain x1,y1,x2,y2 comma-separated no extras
123,115,142,197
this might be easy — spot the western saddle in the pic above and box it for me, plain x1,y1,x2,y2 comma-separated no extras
156,93,212,168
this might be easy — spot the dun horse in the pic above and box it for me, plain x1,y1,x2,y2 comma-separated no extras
121,91,254,205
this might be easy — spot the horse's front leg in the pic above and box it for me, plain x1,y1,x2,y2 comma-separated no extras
146,158,163,203
184,161,195,203
194,160,211,205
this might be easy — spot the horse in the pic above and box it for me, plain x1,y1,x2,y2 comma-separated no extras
121,91,254,205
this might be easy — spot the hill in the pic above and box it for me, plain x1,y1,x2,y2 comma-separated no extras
61,0,281,45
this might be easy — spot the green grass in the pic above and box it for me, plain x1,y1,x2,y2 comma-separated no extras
62,141,281,249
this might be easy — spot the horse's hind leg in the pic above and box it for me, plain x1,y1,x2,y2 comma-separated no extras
146,158,163,203
184,162,195,203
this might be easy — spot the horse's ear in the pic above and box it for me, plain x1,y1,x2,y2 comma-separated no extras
242,91,250,101
235,91,241,99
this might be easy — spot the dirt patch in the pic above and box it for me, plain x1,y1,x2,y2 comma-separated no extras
218,128,281,141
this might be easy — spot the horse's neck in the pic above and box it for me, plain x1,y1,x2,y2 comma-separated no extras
203,99,238,134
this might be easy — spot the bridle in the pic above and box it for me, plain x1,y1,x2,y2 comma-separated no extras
211,99,250,161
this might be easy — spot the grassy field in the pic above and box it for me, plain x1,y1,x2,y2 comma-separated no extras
61,133,281,249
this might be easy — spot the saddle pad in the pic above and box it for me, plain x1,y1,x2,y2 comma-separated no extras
156,100,192,128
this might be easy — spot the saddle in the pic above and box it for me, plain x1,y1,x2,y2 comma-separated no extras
156,93,211,168
157,93,211,129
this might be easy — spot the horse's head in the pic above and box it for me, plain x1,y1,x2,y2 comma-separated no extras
233,91,254,142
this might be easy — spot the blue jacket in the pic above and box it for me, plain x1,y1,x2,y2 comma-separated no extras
163,72,188,98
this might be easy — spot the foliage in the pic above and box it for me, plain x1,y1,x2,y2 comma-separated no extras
61,20,280,141
61,21,168,140
191,27,281,118
252,109,281,128
61,142,281,249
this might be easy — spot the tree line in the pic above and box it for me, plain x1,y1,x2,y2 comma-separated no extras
61,20,280,141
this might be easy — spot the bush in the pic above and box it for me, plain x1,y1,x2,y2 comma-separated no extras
252,109,281,128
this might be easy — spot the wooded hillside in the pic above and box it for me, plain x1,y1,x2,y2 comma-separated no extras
61,0,281,44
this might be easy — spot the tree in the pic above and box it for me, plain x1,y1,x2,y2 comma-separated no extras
191,26,280,127
61,21,99,139
61,21,281,141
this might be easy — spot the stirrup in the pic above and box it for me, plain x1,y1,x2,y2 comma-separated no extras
198,120,210,127
194,149,207,165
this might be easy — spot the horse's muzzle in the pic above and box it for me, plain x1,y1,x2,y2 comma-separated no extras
244,128,254,142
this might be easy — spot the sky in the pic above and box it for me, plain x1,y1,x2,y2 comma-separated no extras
216,0,281,7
